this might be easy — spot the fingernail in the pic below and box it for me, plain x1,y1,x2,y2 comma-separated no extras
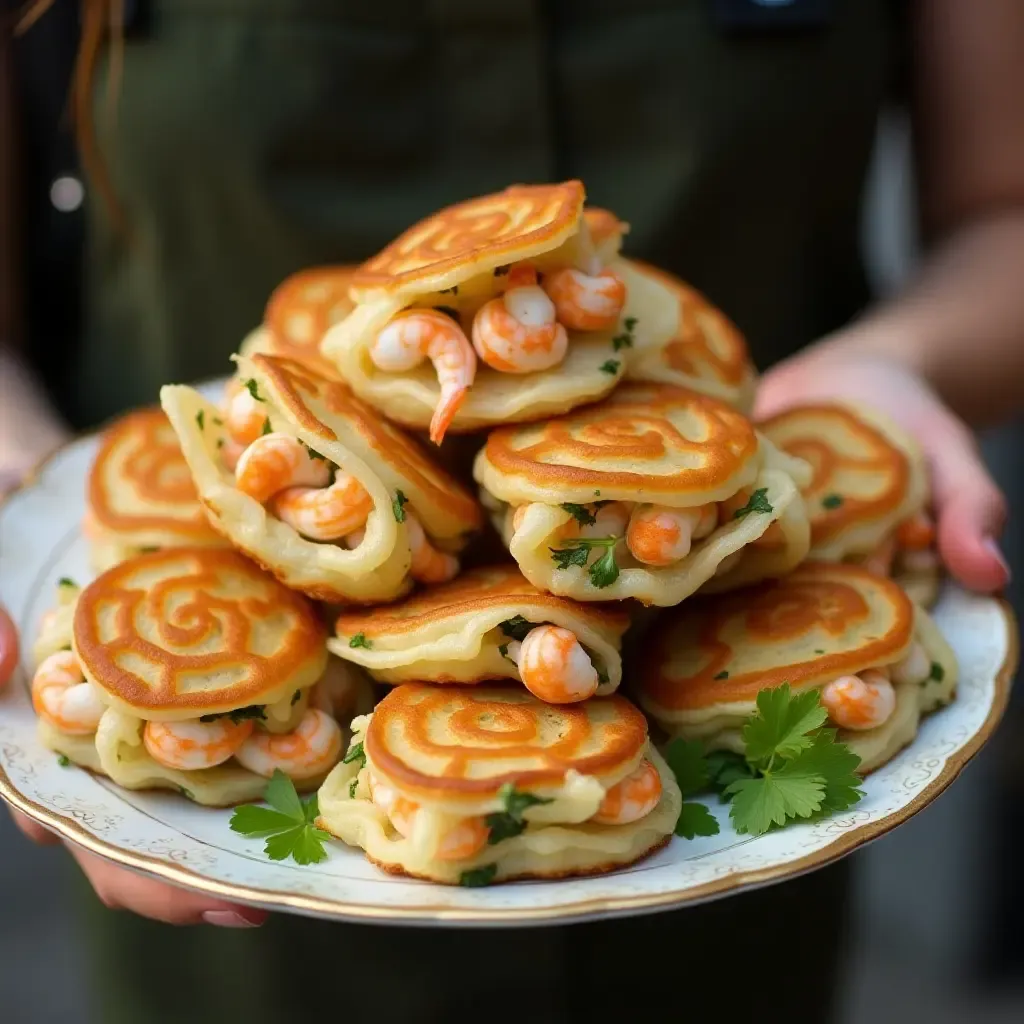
202,910,263,928
983,538,1011,582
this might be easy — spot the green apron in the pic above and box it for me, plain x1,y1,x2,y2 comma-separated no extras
64,3,898,1021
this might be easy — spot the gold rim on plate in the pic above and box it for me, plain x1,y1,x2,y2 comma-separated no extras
0,425,1018,924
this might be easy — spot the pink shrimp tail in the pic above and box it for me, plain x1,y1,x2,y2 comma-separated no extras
430,385,468,445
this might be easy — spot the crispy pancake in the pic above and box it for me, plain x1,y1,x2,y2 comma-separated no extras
759,403,928,560
329,564,629,689
475,384,810,604
638,561,957,772
85,409,224,570
624,260,757,412
161,355,482,604
239,266,357,377
316,686,681,884
72,547,327,720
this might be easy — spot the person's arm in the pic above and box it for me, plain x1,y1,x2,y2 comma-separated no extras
756,0,1024,593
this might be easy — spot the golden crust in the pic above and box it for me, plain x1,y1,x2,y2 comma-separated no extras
87,408,222,546
639,562,915,712
366,684,648,803
352,182,585,298
335,564,629,640
478,383,759,503
251,354,483,532
73,548,327,718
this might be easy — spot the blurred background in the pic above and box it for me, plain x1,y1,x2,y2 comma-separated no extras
3,6,1024,1023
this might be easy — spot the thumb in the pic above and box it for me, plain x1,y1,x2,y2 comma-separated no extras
926,416,1009,594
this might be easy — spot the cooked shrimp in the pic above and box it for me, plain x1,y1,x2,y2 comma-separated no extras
406,513,459,584
223,378,269,445
542,263,626,332
370,308,477,444
32,651,106,735
472,265,569,374
820,670,896,731
891,642,932,687
272,473,373,542
219,437,247,473
592,759,662,825
509,625,600,704
896,512,936,552
861,536,897,577
626,504,717,566
368,774,488,860
234,708,342,780
143,718,254,771
234,433,332,503
565,501,631,540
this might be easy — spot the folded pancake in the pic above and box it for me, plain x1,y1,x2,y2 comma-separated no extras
320,182,673,441
161,354,483,604
760,402,939,606
31,548,354,805
622,260,757,412
637,562,957,773
317,683,681,885
238,265,357,378
85,408,225,571
474,382,811,606
329,565,629,702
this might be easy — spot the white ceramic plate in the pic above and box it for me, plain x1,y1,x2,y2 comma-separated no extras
0,408,1016,926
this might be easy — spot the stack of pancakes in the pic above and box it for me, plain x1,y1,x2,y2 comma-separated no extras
32,180,958,885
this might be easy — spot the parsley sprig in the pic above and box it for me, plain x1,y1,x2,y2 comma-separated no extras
485,783,552,844
229,770,332,865
549,537,620,588
349,633,372,649
664,740,720,839
732,487,773,519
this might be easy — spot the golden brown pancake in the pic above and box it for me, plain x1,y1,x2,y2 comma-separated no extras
85,408,223,569
330,564,629,689
73,547,328,720
624,260,757,412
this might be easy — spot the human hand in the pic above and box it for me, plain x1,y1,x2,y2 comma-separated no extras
755,347,1009,594
0,606,266,927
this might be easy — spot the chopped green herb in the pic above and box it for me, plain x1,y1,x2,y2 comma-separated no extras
212,416,223,426
596,666,610,686
612,316,638,352
498,642,510,659
459,864,498,887
195,410,205,430
216,438,225,449
229,770,331,866
433,305,460,321
261,418,273,436
714,671,730,680
705,750,755,796
244,379,264,402
56,754,71,767
439,285,459,295
485,783,553,844
200,704,266,725
343,741,365,767
594,490,601,497
392,490,409,523
493,264,511,277
348,778,359,799
549,537,619,588
814,649,826,655
349,633,372,649
561,502,598,526
57,577,77,589
929,662,945,683
300,440,327,461
599,359,621,375
291,690,302,706
179,787,195,800
499,616,533,642
822,494,844,510
139,546,160,554
732,487,773,520
624,316,638,331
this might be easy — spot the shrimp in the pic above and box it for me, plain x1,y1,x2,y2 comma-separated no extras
234,432,332,504
370,308,477,444
405,513,459,584
891,642,932,687
592,759,662,825
32,651,106,735
219,437,248,473
820,670,896,731
471,265,569,374
234,708,343,780
896,512,936,552
507,625,600,704
861,536,897,577
542,263,627,332
626,504,717,566
223,377,270,445
272,473,373,542
143,718,254,771
368,773,489,860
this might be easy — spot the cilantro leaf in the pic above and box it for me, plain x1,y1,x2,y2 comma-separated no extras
264,822,331,866
291,689,301,706
742,684,828,766
348,778,359,798
498,642,510,659
263,768,304,820
229,805,303,838
624,316,638,331
485,782,552,845
342,741,365,767
244,378,264,402
705,750,755,797
57,754,71,767
561,502,597,526
714,670,729,680
499,616,533,642
612,333,633,352
58,577,77,589
599,359,621,375
195,410,205,430
261,417,273,436
392,490,409,522
230,771,331,865
791,730,864,813
822,494,844,510
200,704,266,725
726,769,825,837
929,662,945,683
550,545,590,570
663,738,709,798
589,545,619,588
732,487,773,519
349,633,372,649
675,802,720,840
459,864,498,887
549,537,619,587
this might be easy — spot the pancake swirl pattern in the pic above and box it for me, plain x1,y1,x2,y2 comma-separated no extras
317,684,681,884
638,562,957,773
321,182,668,435
624,260,758,412
330,565,629,695
475,383,811,605
161,354,482,604
85,408,224,570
